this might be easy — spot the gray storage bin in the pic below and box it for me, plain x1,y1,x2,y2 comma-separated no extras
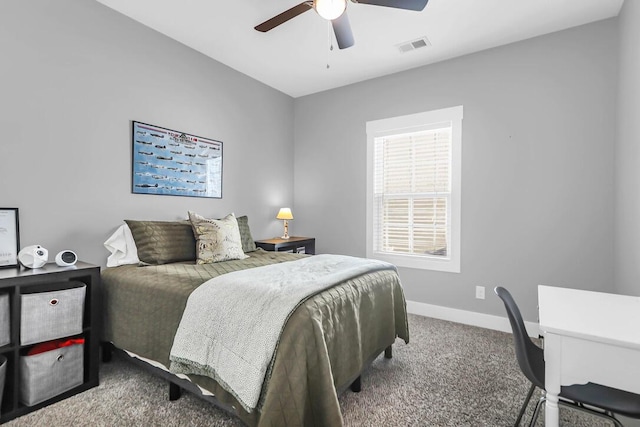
20,284,86,345
0,293,9,347
0,354,6,415
19,343,84,406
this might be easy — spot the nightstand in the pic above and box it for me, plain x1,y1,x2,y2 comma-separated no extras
255,237,315,255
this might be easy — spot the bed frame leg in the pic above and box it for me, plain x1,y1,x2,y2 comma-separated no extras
102,342,114,363
350,376,362,393
169,382,182,401
384,345,393,359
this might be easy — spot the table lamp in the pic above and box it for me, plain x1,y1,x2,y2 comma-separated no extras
276,208,293,239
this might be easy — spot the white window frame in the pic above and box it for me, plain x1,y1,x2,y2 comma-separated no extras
366,106,462,273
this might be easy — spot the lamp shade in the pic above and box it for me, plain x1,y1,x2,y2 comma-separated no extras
276,208,293,220
314,0,346,20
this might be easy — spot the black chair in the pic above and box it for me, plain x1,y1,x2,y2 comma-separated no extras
494,286,640,427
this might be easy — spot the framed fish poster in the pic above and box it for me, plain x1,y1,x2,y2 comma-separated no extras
0,208,19,268
132,121,223,198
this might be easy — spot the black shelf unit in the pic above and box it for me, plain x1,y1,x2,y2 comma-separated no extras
0,262,100,423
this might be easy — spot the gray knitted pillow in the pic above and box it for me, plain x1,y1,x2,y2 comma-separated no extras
236,215,257,253
124,220,196,265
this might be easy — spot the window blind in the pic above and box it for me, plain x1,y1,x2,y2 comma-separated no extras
373,126,452,258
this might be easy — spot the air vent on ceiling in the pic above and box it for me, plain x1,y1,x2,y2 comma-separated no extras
397,36,431,54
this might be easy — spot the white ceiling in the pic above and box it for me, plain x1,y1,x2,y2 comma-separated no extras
95,0,623,98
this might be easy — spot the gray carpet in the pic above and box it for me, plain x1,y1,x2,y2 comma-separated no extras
5,315,620,426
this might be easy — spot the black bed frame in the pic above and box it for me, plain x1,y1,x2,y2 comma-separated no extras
101,341,393,419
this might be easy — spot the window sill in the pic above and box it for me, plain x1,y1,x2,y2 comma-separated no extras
368,251,460,273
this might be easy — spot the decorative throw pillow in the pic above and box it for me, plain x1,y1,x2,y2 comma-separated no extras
236,215,257,253
188,212,248,264
124,220,196,265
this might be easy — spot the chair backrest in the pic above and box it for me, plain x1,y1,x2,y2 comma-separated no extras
494,287,545,389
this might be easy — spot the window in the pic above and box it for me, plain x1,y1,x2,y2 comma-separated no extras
366,106,462,272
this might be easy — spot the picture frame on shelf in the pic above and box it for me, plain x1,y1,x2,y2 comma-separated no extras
0,208,19,268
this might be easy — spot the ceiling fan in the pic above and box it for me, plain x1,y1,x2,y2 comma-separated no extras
255,0,429,50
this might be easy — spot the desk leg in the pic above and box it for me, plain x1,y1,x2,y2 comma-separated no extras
545,392,560,426
544,334,562,427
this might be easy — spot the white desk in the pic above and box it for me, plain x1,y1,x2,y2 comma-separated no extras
538,285,640,427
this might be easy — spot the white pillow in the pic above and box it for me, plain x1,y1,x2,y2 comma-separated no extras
104,223,140,267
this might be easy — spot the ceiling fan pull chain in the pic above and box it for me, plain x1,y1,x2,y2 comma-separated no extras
327,21,333,69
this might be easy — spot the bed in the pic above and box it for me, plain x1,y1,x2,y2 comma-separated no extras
101,215,409,426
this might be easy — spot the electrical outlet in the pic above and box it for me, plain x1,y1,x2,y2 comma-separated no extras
475,286,485,300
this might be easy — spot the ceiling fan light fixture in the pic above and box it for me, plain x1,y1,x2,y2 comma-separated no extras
314,0,347,20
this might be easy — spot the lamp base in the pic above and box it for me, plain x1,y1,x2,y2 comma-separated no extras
280,235,290,240
281,219,290,239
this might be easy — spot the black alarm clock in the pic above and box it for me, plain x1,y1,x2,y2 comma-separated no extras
55,250,77,267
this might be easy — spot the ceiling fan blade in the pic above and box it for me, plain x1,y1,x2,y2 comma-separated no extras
255,2,313,32
352,0,429,12
332,12,354,49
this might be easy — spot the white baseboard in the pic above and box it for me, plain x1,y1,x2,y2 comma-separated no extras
406,300,540,338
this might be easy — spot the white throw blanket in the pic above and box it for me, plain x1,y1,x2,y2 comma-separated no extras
169,254,395,412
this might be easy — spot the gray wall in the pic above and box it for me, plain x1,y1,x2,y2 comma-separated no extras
0,0,294,267
0,1,624,322
614,0,640,296
293,20,618,321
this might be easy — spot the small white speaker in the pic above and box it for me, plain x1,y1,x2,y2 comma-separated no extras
55,250,77,267
18,245,49,269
